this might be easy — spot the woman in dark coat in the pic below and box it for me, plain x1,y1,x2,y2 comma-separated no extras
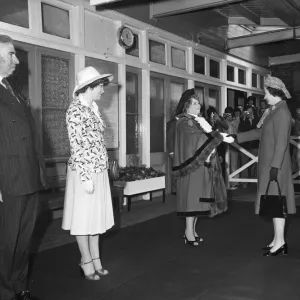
172,93,234,246
236,76,295,256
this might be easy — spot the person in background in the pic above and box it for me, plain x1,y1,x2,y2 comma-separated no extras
246,95,258,115
166,89,195,194
232,76,295,256
234,107,242,120
259,99,268,118
223,106,240,189
62,66,114,280
238,106,259,187
172,93,234,246
291,108,300,173
0,35,46,300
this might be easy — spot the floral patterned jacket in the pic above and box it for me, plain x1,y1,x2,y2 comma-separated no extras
66,98,108,183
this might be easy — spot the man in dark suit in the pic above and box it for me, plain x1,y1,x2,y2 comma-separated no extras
0,35,45,300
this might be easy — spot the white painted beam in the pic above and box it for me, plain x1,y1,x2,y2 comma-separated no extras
228,17,288,27
150,0,246,18
226,27,299,49
231,3,260,24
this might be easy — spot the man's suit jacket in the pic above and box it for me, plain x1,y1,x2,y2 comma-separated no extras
0,84,43,196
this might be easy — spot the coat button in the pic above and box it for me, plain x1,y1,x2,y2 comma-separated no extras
12,119,16,122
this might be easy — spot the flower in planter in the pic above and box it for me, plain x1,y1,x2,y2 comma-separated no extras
116,165,165,182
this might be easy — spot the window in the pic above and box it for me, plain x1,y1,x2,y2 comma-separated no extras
41,3,70,39
150,76,165,153
0,0,29,28
126,70,142,159
41,55,70,157
260,75,265,89
171,47,186,70
149,40,166,65
252,73,258,88
227,65,234,82
126,33,139,57
194,54,205,75
209,59,220,79
238,68,246,85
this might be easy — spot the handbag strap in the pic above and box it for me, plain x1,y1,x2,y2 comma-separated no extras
265,180,282,197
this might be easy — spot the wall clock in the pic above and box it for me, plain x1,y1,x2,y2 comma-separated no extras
118,26,135,49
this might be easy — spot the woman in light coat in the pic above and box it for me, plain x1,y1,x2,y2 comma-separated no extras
62,67,115,280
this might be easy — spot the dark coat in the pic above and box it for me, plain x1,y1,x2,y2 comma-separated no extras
237,101,295,214
0,85,44,196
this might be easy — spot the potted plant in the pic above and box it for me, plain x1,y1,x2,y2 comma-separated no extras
113,165,166,211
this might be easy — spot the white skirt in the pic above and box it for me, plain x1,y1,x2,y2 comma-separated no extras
62,169,114,235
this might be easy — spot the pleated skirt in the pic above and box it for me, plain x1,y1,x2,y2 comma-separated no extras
62,169,114,235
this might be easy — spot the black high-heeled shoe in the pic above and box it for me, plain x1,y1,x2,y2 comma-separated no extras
182,235,204,242
79,260,100,280
261,244,272,251
183,235,199,247
263,243,288,257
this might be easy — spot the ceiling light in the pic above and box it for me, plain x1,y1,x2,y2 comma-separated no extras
90,0,122,5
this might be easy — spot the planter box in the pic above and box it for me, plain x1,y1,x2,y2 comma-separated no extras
113,176,166,211
114,176,165,195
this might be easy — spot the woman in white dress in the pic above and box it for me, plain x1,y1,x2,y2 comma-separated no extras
62,66,115,280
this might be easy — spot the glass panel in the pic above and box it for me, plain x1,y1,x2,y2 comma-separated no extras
43,109,70,157
227,65,234,82
150,77,164,115
210,59,220,78
260,75,264,89
126,72,138,113
208,88,219,113
126,69,141,156
126,33,139,57
9,49,29,101
149,40,166,65
41,55,69,109
150,76,164,153
238,69,246,85
41,3,70,39
126,114,139,155
252,73,258,88
170,82,184,118
41,55,70,157
171,47,186,70
150,116,164,153
0,0,29,28
195,86,205,116
194,54,205,75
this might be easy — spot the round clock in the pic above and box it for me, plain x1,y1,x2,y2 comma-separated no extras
118,26,135,49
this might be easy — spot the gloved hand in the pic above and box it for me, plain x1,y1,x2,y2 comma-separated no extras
227,134,237,141
269,167,278,181
220,132,234,144
194,116,212,133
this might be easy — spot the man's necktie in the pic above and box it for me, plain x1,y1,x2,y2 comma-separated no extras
2,78,20,103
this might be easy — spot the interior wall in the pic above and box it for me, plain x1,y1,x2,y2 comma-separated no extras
101,2,270,67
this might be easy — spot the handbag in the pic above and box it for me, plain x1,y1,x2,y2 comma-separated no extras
259,180,287,218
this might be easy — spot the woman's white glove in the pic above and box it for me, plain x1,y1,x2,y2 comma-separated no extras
83,179,95,194
194,116,212,133
220,132,234,144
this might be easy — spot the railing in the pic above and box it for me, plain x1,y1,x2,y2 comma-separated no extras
225,136,300,187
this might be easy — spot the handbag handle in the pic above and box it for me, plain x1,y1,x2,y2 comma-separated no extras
265,180,282,197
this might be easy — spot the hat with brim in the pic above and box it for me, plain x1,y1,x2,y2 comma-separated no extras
73,66,113,98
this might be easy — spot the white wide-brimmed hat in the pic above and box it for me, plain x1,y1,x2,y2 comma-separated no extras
72,66,113,98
